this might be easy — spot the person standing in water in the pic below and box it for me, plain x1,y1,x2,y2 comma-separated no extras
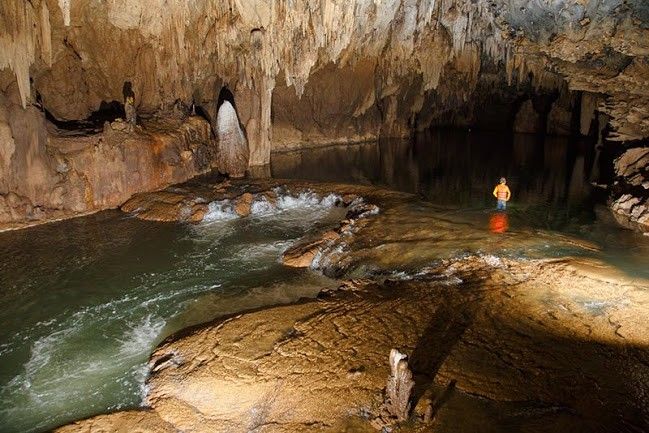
493,177,511,210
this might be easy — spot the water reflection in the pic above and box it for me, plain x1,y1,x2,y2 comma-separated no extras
272,131,599,222
271,130,649,277
489,212,509,234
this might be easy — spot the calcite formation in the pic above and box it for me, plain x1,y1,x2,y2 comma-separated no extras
216,101,249,178
1,0,649,223
0,110,215,229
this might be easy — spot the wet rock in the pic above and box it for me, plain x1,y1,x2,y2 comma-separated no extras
281,240,322,267
121,191,208,223
233,192,254,217
346,202,379,220
54,410,175,433
60,256,649,433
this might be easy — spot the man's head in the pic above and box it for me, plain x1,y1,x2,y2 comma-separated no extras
499,177,506,184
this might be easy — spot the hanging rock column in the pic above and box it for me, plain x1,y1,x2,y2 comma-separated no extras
240,75,274,168
216,101,249,178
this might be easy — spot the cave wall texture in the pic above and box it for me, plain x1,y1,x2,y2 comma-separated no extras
1,0,648,226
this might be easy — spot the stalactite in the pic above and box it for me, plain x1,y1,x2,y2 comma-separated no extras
580,92,600,136
58,0,71,26
1,0,646,141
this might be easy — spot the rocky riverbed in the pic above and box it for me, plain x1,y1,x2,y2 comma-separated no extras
54,178,649,433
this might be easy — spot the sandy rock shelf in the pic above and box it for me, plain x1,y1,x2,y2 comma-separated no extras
52,178,649,433
55,254,649,433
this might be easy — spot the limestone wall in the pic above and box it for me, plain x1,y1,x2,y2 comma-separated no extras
1,0,648,226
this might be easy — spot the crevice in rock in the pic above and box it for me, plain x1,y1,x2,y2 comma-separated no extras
44,101,124,135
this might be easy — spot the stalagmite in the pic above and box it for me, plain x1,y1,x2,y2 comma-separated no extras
216,101,249,178
385,348,415,421
372,348,415,429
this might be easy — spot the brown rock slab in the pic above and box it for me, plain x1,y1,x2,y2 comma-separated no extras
139,257,649,433
281,238,325,267
54,410,175,433
234,192,254,217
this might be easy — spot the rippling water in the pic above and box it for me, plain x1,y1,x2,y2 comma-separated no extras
0,193,345,432
1,130,648,432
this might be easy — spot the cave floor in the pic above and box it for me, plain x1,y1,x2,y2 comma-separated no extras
53,174,649,433
2,136,649,433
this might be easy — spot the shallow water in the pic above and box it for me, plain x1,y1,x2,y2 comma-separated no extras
272,131,649,277
0,193,345,432
1,130,648,433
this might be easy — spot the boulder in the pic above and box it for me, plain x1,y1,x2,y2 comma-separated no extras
234,192,254,217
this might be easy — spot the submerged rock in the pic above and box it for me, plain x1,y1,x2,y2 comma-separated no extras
282,231,340,268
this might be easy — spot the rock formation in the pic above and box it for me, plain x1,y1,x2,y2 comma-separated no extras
0,112,215,229
382,349,415,422
610,147,649,232
54,256,649,433
216,101,248,178
1,0,649,225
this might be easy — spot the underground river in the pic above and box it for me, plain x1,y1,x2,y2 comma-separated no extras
1,131,648,433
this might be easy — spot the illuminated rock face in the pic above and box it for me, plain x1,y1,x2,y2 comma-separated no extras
216,101,248,178
1,0,648,225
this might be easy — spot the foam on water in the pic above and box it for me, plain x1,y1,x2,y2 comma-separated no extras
0,188,352,433
230,240,294,263
202,200,239,222
117,315,166,359
202,190,343,223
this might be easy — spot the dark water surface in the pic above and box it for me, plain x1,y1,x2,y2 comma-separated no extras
272,130,649,277
1,130,648,432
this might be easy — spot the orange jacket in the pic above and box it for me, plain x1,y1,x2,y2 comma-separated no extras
493,184,511,201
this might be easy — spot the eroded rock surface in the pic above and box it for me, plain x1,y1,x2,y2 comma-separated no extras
610,147,649,232
57,178,649,433
54,410,175,433
57,257,648,433
0,113,215,230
